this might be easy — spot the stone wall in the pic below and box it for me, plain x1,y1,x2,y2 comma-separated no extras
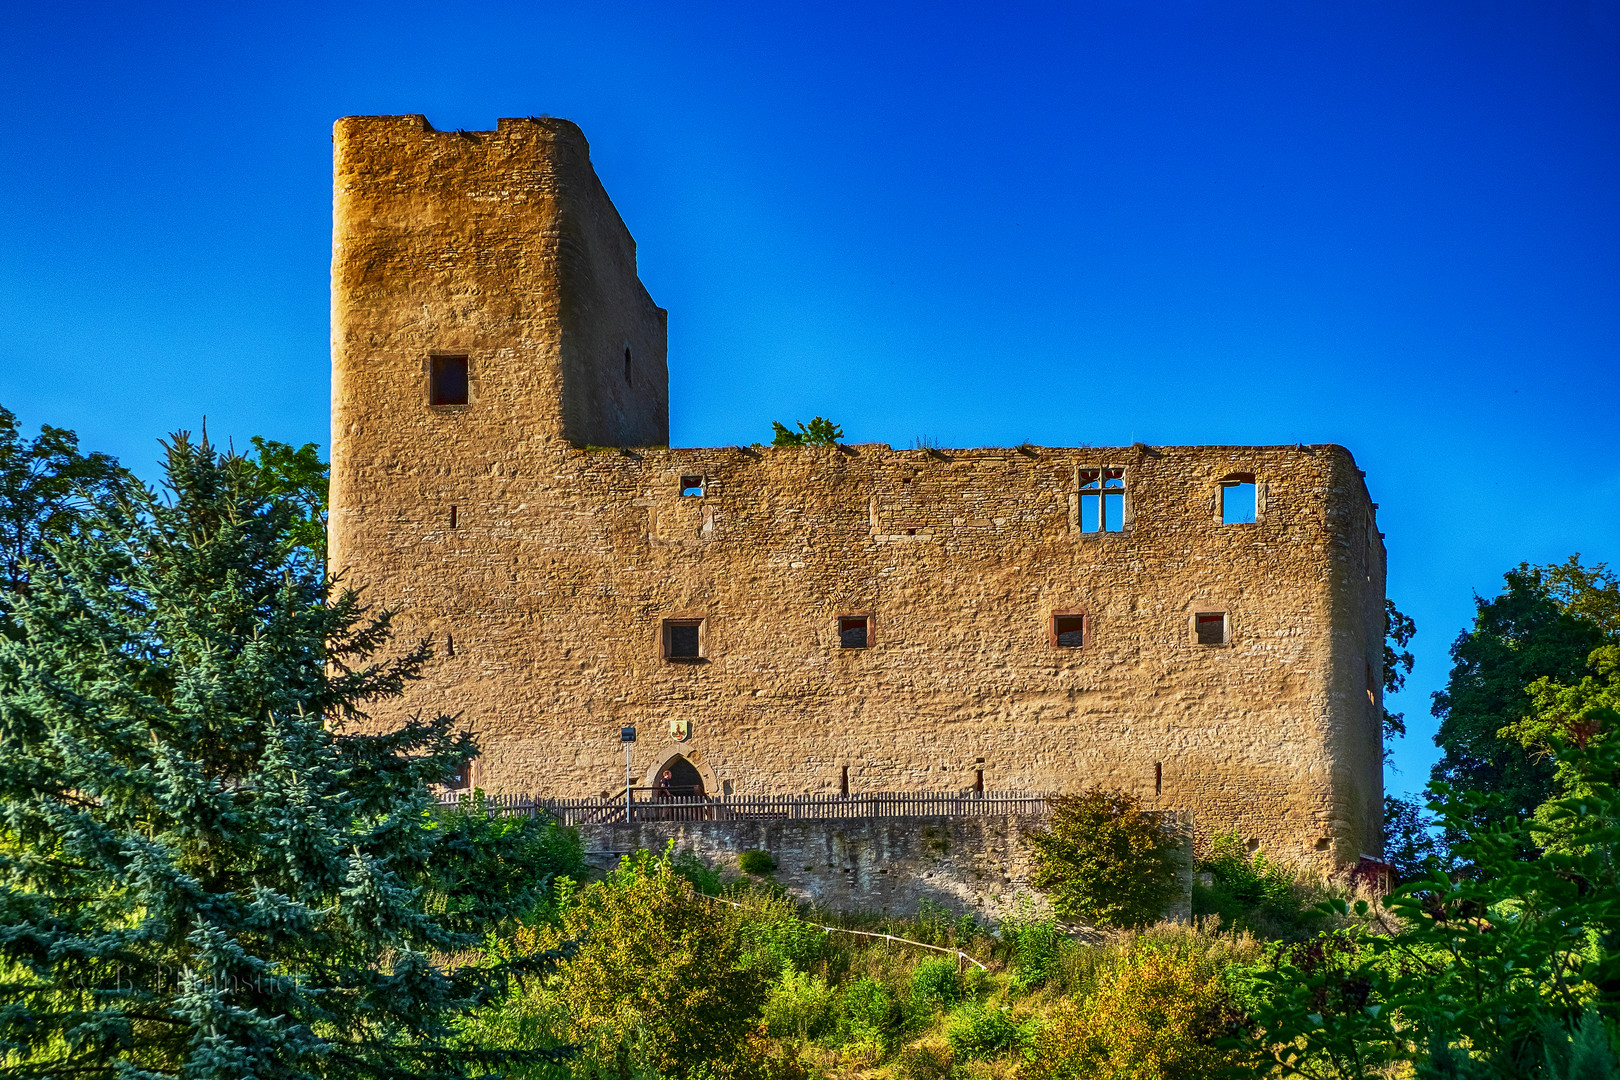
328,115,1389,867
577,812,1194,924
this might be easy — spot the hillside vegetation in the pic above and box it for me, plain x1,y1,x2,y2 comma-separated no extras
1,410,1618,1079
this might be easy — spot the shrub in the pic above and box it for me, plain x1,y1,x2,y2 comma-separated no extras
427,790,587,931
763,967,838,1041
1025,788,1184,928
1234,738,1620,1077
913,898,956,945
557,848,766,1078
838,975,899,1050
1021,943,1256,1080
670,845,725,894
1001,907,1065,990
728,882,828,976
909,957,963,1011
739,849,779,875
895,1040,954,1080
771,417,844,446
1194,831,1329,938
946,1002,1026,1061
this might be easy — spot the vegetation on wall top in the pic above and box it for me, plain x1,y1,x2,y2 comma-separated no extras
770,417,844,446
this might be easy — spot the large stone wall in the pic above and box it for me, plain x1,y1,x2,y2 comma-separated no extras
328,116,1389,866
576,812,1194,924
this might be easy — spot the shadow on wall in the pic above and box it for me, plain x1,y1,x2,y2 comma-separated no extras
576,813,1193,924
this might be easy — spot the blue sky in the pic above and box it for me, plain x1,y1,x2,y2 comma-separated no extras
2,1,1616,798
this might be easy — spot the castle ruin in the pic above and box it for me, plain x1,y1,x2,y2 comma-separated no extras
330,115,1387,865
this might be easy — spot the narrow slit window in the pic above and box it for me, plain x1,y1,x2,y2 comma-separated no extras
445,633,456,658
839,616,870,649
1053,614,1085,648
1079,467,1126,533
1366,660,1376,704
624,347,633,387
1220,473,1256,524
1196,612,1227,646
679,475,704,498
1155,762,1162,796
449,505,458,529
664,619,703,660
429,356,469,406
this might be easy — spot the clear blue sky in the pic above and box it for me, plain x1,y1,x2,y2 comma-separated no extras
2,1,1617,799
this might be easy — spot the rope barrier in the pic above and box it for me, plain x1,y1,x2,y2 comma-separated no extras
703,894,988,970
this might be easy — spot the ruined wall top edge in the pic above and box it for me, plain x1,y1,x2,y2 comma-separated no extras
333,113,588,143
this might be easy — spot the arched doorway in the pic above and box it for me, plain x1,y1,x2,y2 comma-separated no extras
653,754,706,798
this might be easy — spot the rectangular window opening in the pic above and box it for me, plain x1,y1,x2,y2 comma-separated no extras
1053,614,1085,648
664,619,703,660
679,475,704,498
625,347,633,387
1196,612,1227,646
1102,492,1124,531
1155,762,1163,796
1221,475,1256,524
449,505,458,530
429,356,469,406
839,616,870,649
1079,468,1125,533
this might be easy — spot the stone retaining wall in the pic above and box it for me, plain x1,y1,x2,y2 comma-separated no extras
578,811,1193,924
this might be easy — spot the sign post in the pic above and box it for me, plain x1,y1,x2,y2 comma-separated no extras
620,725,637,821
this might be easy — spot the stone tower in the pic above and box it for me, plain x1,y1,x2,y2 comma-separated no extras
330,115,668,568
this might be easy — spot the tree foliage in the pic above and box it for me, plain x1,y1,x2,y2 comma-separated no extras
1429,559,1615,833
769,418,843,447
1382,794,1445,883
1025,788,1184,928
1022,941,1257,1080
1237,736,1620,1078
0,404,128,634
247,436,328,567
424,789,587,937
0,432,563,1079
1383,599,1416,742
550,848,769,1080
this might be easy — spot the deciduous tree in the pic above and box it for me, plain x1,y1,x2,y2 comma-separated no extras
0,404,127,635
1429,560,1613,834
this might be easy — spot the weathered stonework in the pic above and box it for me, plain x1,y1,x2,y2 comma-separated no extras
576,812,1194,923
330,115,1388,867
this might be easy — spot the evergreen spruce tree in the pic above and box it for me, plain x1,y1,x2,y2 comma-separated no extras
0,433,562,1079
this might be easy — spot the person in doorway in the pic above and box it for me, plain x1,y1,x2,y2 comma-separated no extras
655,768,676,820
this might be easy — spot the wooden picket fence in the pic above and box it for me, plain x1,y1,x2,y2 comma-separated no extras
436,789,1052,826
